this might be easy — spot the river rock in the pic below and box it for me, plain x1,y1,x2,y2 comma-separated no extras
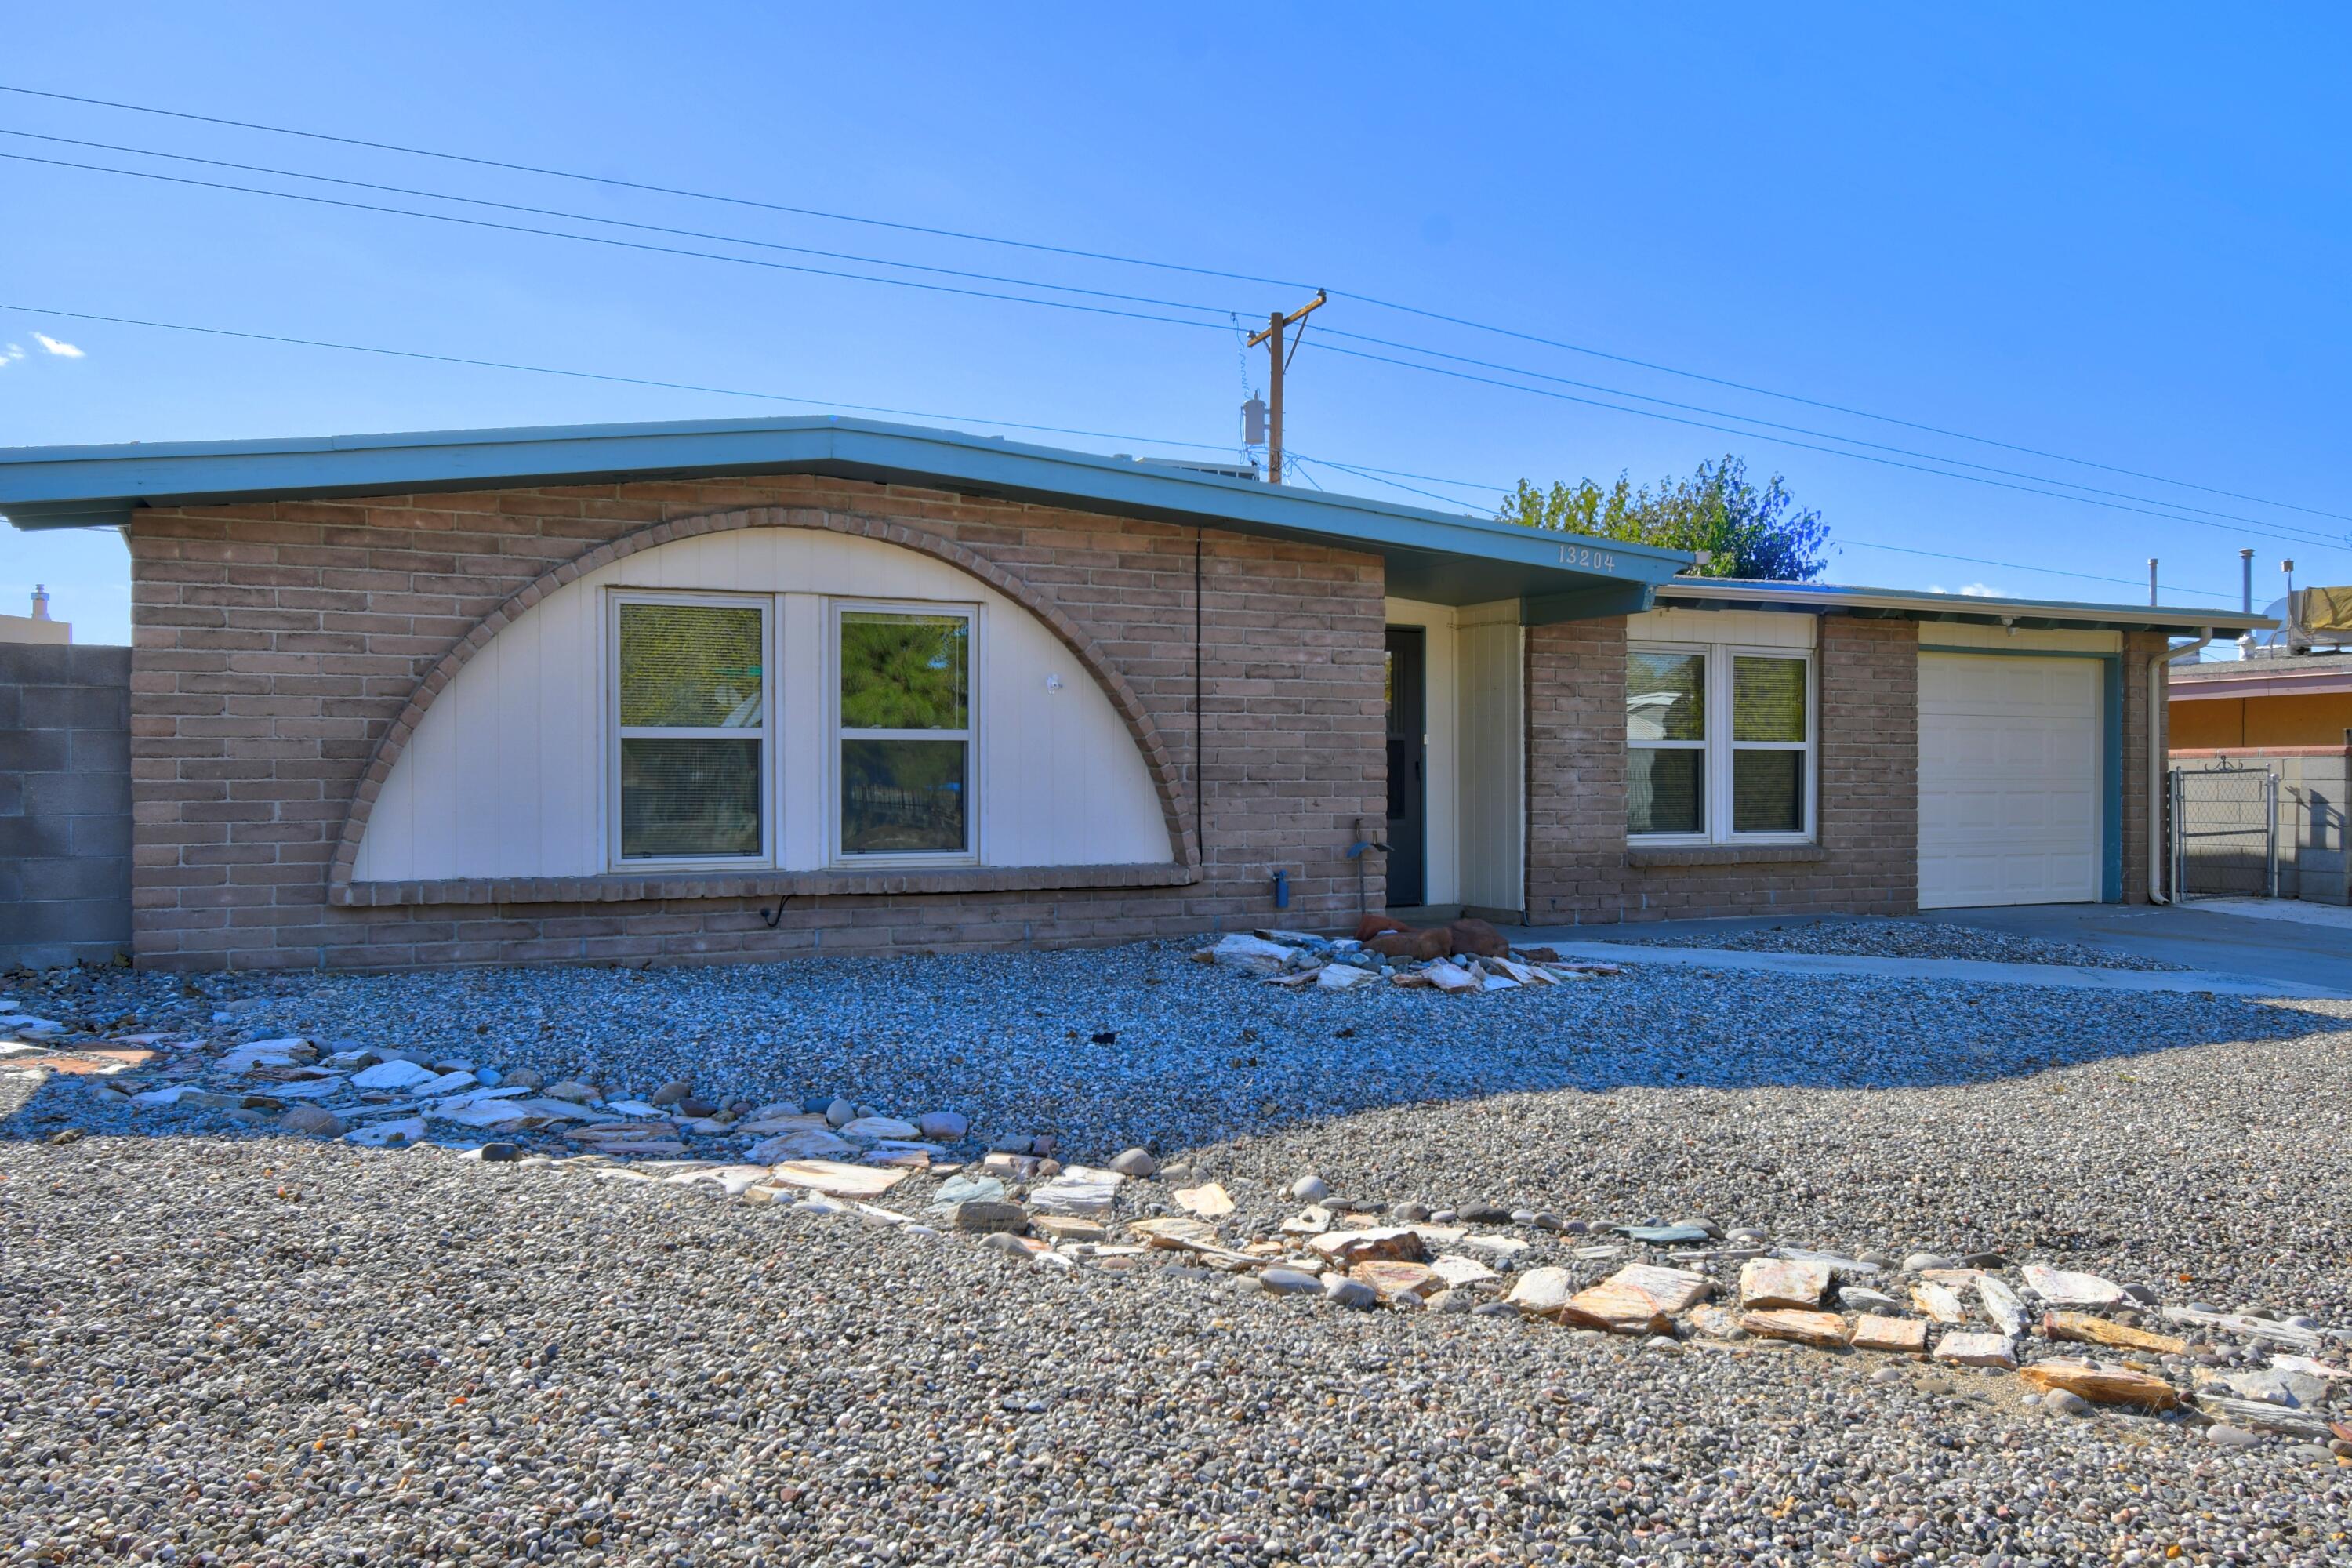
2042,1311,2187,1356
1849,1315,1929,1354
2021,1265,2129,1310
949,1201,1029,1235
1740,1309,1848,1348
278,1105,345,1137
1740,1257,1831,1310
2020,1359,2180,1410
1933,1332,2018,1370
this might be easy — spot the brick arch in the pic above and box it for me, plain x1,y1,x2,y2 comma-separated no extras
328,504,1199,889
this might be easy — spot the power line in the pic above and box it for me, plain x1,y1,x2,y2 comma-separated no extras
0,82,1313,292
2,299,2261,608
2,81,2327,527
1284,453,1475,510
0,151,1236,338
1328,289,2350,525
28,134,2331,551
1301,338,2352,556
1838,540,2243,603
1316,324,2352,535
0,127,1248,321
22,164,2336,561
0,303,1240,456
1293,450,2250,603
29,127,2325,543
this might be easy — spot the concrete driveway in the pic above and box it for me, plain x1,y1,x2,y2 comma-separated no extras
1517,898,2352,997
1926,900,2352,993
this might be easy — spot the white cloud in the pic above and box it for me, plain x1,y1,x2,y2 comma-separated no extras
33,332,84,358
1931,581,2002,597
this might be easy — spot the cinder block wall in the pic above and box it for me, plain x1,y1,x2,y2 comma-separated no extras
0,643,132,969
1523,614,1920,924
125,475,1385,971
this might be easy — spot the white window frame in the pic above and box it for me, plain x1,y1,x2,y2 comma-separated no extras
1627,640,1816,846
826,597,982,868
607,590,776,870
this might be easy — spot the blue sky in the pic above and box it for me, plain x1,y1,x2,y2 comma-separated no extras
5,3,2347,646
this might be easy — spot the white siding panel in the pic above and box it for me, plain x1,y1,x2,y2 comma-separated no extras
1455,609,1525,913
1925,623,2121,654
354,530,1173,880
1918,652,2102,908
1632,607,1819,649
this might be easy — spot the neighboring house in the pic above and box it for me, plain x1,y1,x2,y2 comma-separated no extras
0,416,2264,971
0,585,71,645
2169,652,2352,750
2167,653,2352,904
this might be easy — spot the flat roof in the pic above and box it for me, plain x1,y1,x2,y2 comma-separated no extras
0,413,2272,633
1654,576,2273,637
2170,650,2352,700
0,414,1693,611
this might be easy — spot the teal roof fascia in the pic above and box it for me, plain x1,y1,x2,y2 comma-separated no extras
0,415,1693,608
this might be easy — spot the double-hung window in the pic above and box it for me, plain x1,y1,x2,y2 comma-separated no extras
834,604,975,860
607,591,982,869
613,595,769,863
1627,643,1813,843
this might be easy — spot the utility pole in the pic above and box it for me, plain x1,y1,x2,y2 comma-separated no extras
1246,290,1327,484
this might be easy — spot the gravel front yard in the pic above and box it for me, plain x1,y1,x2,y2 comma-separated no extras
5,949,2349,1566
1612,916,2189,970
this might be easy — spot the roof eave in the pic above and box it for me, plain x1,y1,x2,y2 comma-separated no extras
0,416,1694,609
1653,577,2273,637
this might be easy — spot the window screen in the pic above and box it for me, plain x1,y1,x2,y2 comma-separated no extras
1628,644,1812,842
615,601,765,861
838,609,972,856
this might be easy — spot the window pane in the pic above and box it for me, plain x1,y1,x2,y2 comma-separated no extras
1733,656,1806,742
842,739,967,854
1628,747,1703,835
1627,652,1704,742
619,604,764,728
1733,749,1805,833
841,612,967,730
620,738,761,858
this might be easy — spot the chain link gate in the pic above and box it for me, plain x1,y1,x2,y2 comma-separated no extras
2170,764,2279,900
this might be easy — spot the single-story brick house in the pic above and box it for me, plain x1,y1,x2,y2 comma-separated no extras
0,416,2265,971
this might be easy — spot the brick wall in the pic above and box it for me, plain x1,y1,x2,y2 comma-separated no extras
127,474,1385,971
1524,614,1920,924
0,643,132,969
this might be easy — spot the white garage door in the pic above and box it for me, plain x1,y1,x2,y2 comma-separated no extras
1918,653,2102,909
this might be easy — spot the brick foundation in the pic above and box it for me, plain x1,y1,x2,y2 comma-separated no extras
127,474,1385,970
1524,614,1920,924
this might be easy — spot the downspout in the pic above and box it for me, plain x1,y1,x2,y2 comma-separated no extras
2147,628,2214,902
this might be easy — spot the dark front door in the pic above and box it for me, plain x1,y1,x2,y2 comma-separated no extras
1385,627,1427,907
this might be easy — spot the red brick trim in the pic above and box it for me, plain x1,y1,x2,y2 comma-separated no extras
325,504,1201,895
328,861,1197,908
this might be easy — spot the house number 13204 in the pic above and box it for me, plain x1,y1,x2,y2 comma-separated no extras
1558,543,1617,572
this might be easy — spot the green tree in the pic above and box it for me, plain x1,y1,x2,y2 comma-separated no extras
1498,455,1829,582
